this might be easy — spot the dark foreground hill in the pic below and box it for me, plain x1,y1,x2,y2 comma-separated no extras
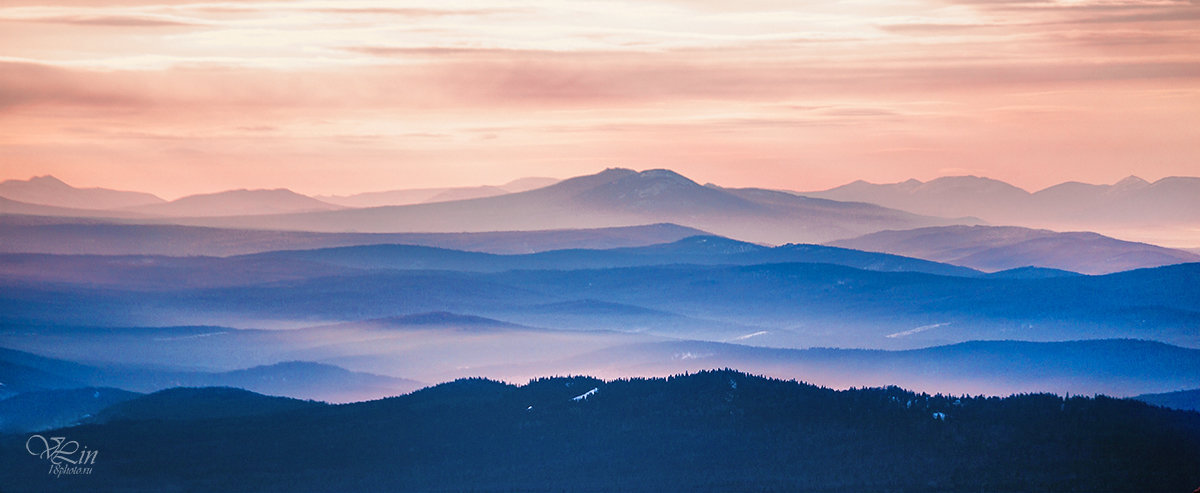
2,370,1198,493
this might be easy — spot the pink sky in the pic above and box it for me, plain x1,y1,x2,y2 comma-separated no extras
2,0,1198,199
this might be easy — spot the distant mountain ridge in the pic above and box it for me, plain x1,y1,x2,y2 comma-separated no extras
0,218,708,256
0,175,164,210
1135,388,1200,413
0,347,420,403
800,175,1200,243
804,175,1027,220
234,234,980,277
6,257,1198,350
0,195,150,219
153,168,961,244
829,225,1200,274
126,188,342,217
8,170,1195,247
317,176,559,207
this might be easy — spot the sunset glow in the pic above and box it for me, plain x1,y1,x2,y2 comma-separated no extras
2,0,1198,198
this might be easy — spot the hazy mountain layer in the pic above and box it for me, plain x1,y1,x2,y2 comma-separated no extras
802,174,1200,224
150,168,959,244
0,347,418,403
232,235,980,277
317,176,559,207
4,259,1197,349
0,387,140,434
829,225,1200,274
1135,388,1200,413
0,175,164,210
0,216,707,256
0,197,149,219
801,175,1200,246
125,188,343,216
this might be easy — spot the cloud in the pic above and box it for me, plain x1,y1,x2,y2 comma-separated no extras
0,62,147,109
11,14,199,27
877,23,1007,34
1072,5,1200,22
305,7,524,17
3,49,1197,117
0,0,282,5
341,46,575,58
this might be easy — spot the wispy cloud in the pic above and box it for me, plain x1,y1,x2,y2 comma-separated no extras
5,14,199,26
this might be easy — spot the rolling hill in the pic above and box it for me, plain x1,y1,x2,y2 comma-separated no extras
91,386,323,423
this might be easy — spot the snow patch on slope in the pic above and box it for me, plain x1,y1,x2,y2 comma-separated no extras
572,388,599,401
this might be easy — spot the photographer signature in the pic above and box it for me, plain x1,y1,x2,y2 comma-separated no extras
25,435,98,466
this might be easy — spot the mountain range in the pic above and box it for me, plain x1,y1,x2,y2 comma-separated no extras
4,247,1198,351
801,175,1200,245
316,176,559,207
0,175,163,210
6,170,1199,249
1136,388,1200,413
0,346,419,403
829,225,1200,274
5,166,1199,493
146,168,960,244
124,188,343,216
3,169,1199,417
233,235,981,277
0,216,707,256
0,169,960,244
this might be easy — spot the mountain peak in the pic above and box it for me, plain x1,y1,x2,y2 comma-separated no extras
921,175,1030,194
565,167,766,216
1113,175,1149,189
636,168,693,181
598,167,638,176
27,175,70,187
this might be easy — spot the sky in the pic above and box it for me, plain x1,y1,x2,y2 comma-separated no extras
1,0,1198,199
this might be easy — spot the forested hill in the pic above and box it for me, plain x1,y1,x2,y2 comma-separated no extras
3,370,1200,492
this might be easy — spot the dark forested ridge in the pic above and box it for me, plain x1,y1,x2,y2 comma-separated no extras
2,370,1198,493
